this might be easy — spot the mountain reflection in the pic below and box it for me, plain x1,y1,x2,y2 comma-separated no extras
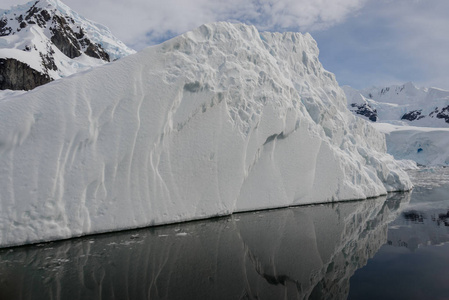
0,193,410,300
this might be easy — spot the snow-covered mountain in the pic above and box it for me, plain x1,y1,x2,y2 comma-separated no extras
0,22,411,247
0,0,135,90
345,83,449,166
344,82,449,127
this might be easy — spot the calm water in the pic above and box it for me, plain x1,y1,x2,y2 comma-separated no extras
348,167,449,300
0,168,448,300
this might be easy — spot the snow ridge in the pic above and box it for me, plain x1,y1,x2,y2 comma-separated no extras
0,22,411,247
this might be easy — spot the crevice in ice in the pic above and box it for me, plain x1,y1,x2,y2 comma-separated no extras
263,131,287,145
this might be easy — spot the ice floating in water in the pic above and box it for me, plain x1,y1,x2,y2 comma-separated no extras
0,22,412,247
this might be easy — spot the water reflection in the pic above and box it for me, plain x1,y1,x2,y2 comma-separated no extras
348,167,449,300
0,193,410,300
387,184,449,251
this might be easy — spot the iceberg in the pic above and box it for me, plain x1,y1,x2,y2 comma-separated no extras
0,22,412,247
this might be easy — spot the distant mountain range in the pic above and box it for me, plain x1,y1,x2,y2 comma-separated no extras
0,0,135,91
344,82,449,127
345,82,449,166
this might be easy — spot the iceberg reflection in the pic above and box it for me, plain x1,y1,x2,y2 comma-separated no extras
0,193,410,300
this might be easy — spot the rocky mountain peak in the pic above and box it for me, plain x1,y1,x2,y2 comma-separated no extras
0,0,135,90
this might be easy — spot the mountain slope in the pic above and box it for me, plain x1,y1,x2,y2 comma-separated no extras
0,22,411,247
344,82,449,127
0,0,135,90
345,83,449,166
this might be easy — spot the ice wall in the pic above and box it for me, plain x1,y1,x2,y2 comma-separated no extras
373,123,449,166
0,22,412,247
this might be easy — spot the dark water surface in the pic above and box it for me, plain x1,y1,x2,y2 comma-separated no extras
348,167,449,300
0,168,447,300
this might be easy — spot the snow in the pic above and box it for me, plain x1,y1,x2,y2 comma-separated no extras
0,0,135,81
0,89,26,101
372,123,449,166
0,22,412,247
344,83,449,127
36,0,135,61
345,83,449,166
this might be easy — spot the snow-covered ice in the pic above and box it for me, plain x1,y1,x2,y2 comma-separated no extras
0,22,412,247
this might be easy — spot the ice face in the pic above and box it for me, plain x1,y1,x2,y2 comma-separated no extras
0,22,412,247
373,123,449,166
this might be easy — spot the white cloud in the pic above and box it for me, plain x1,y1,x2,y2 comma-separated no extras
3,0,365,49
4,0,449,89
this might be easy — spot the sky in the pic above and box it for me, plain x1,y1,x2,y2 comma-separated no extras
2,0,449,90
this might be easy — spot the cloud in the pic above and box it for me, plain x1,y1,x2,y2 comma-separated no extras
5,0,448,89
29,0,365,50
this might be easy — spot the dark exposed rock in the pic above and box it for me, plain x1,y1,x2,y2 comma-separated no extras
40,10,51,22
48,15,110,62
429,107,439,117
380,87,390,95
0,58,52,91
25,2,41,21
401,110,425,121
0,18,12,36
0,0,122,91
350,103,377,122
40,52,57,72
436,106,449,123
50,15,82,58
75,28,85,40
50,27,82,58
85,43,110,61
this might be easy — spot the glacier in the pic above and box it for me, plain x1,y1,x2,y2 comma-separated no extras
373,123,449,166
0,22,412,247
345,83,449,166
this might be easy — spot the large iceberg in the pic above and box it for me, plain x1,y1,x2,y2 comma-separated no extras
0,22,412,247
